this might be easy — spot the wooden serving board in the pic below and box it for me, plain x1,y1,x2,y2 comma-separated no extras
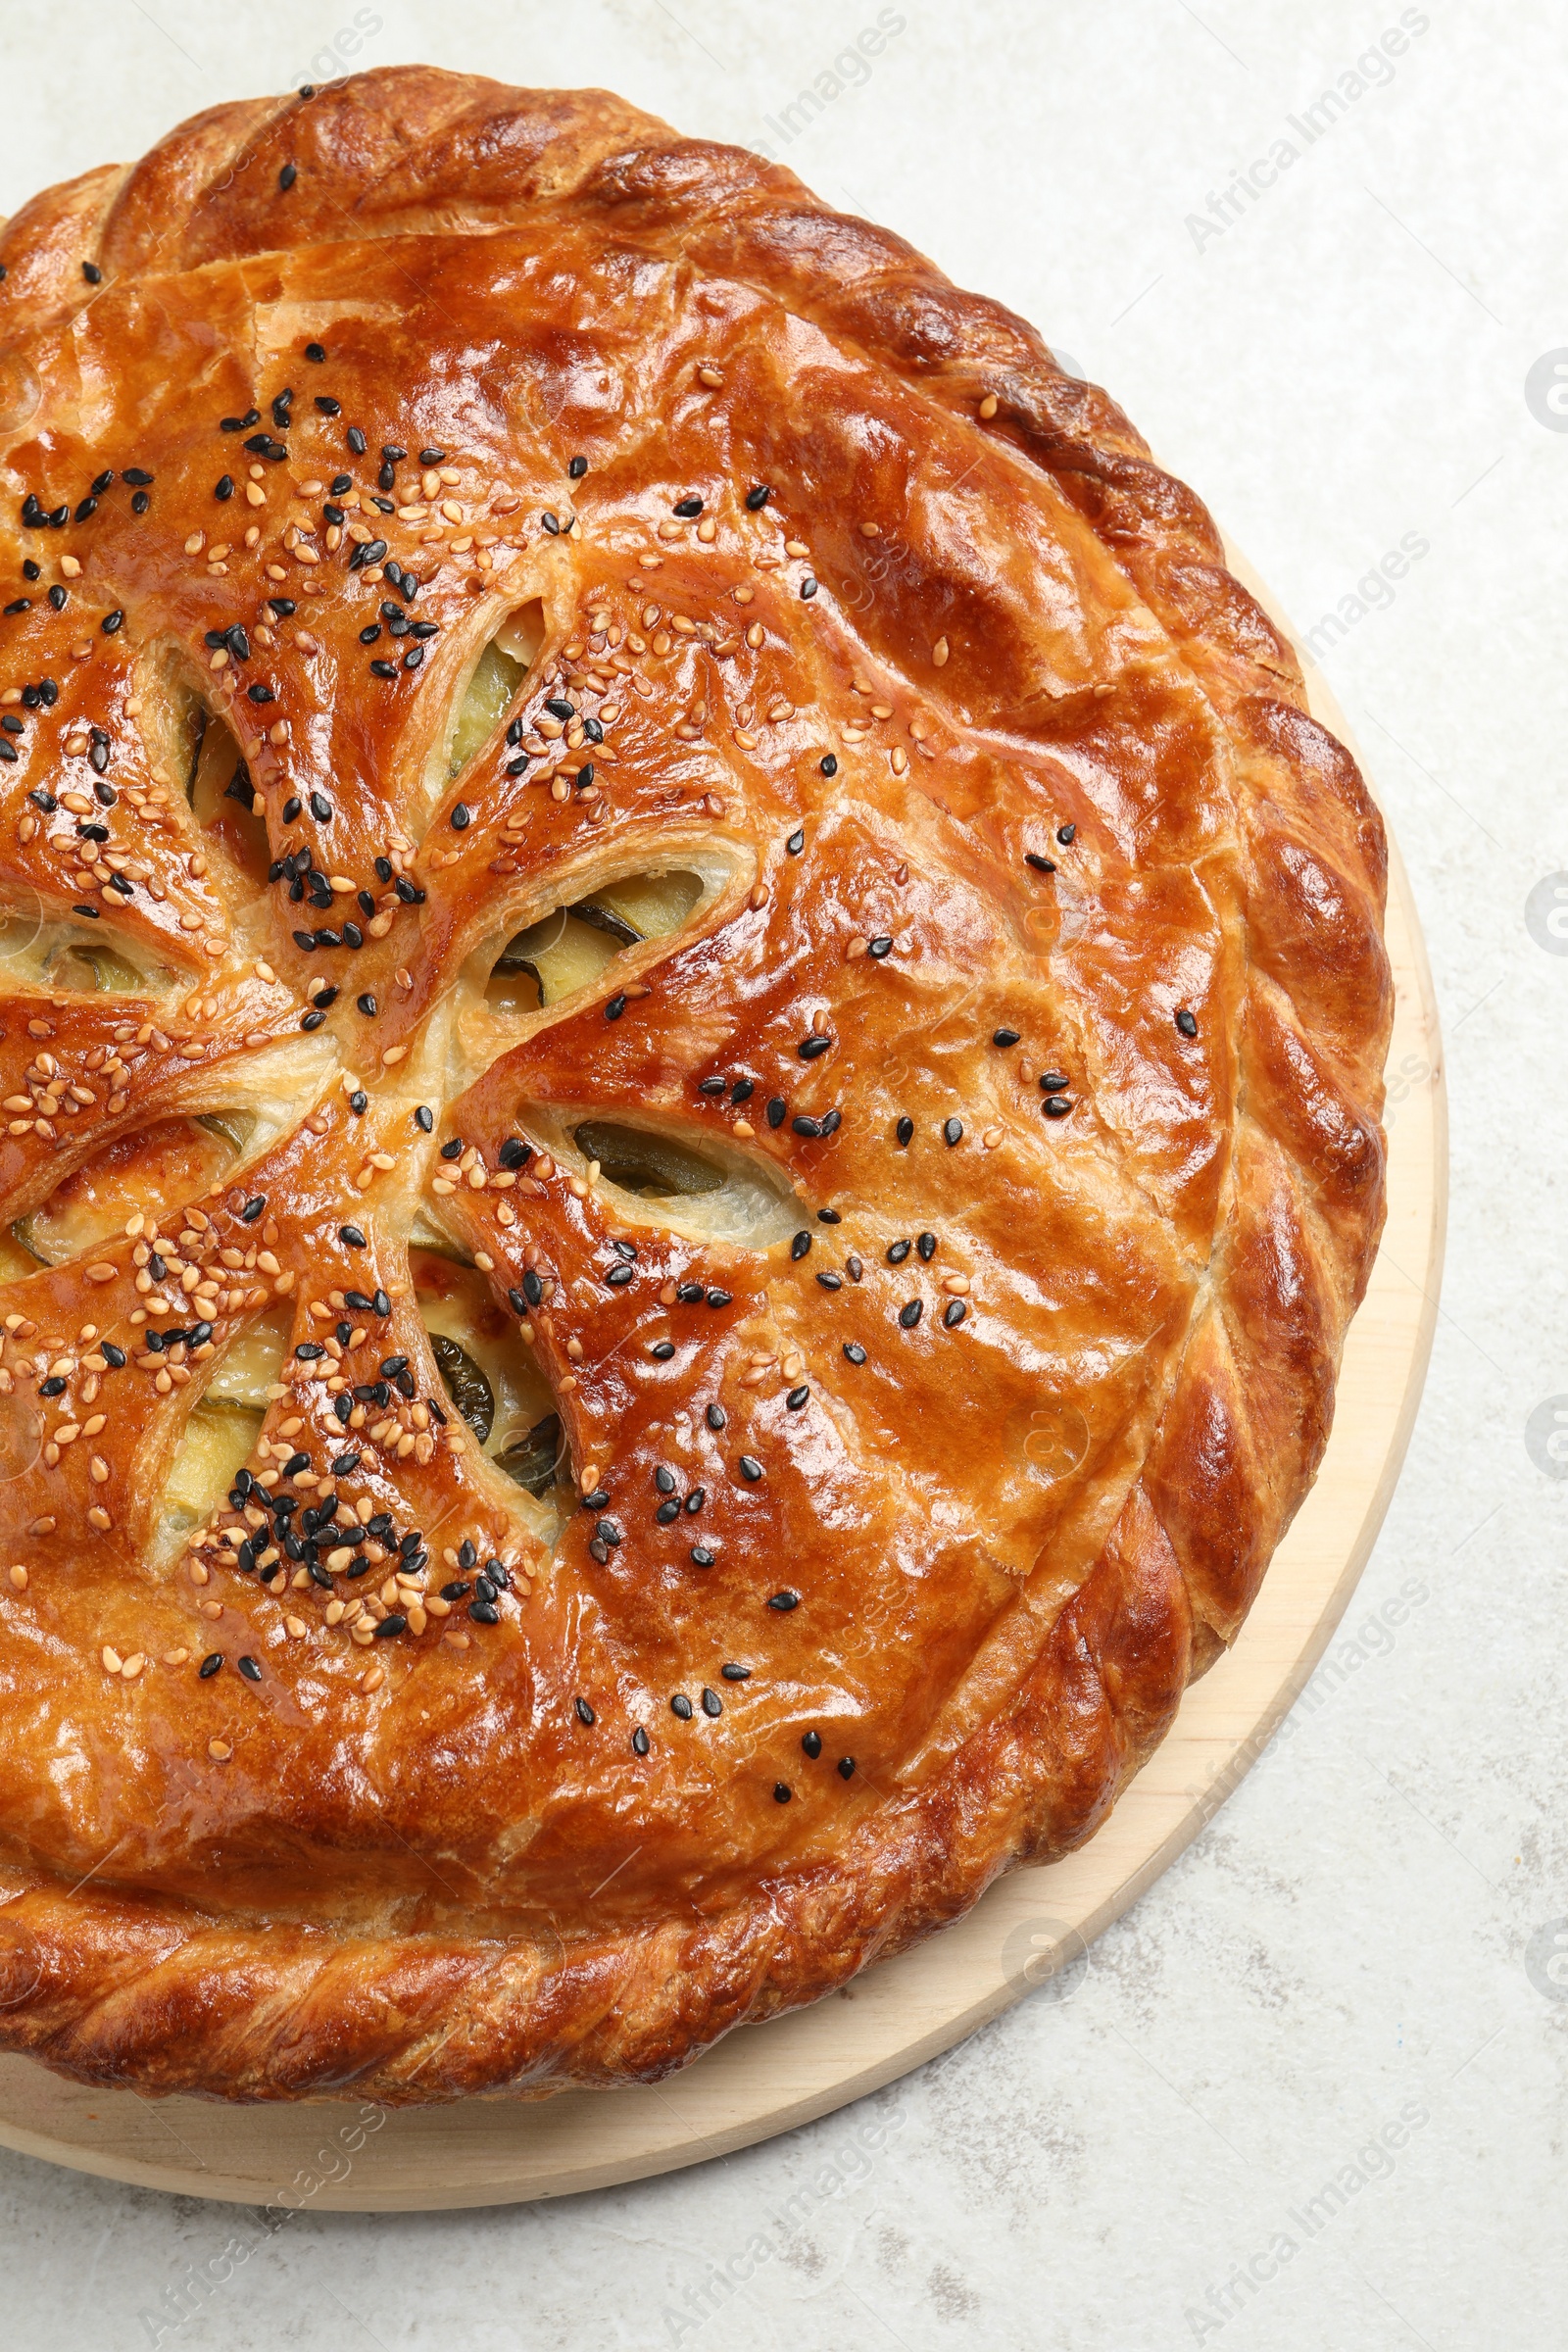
0,575,1446,2211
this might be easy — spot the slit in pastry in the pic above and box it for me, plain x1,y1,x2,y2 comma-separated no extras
447,601,545,777
485,868,704,1015
413,1247,566,1528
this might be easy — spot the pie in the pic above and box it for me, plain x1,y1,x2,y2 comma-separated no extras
0,70,1392,2102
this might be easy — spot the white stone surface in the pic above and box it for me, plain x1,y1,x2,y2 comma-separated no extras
0,2,1562,2345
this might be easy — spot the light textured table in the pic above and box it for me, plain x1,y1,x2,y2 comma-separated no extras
0,3,1560,2346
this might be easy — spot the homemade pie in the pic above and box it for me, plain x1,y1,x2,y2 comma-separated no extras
0,71,1391,2101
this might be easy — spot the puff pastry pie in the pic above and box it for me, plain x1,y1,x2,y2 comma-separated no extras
0,71,1391,2101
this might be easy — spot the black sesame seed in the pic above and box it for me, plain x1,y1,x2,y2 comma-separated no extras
944,1118,963,1147
568,455,588,478
774,1783,793,1803
1025,853,1056,875
738,1455,763,1482
887,1240,911,1264
916,1232,936,1262
944,1299,967,1328
347,426,368,456
1040,1072,1068,1093
802,1730,822,1758
651,1341,675,1360
82,261,102,285
799,1034,832,1059
867,936,893,959
237,1654,263,1683
769,1590,800,1611
469,1599,500,1624
684,1490,705,1515
800,577,817,599
671,1693,694,1720
706,1289,733,1309
843,1342,867,1365
315,395,341,416
101,609,123,634
305,342,327,363
792,1115,823,1138
632,1725,650,1755
1044,1096,1073,1118
706,1403,726,1431
672,496,704,518
690,1544,715,1567
838,1756,857,1780
278,163,298,190
240,1196,267,1223
786,1385,808,1410
1176,1007,1199,1038
993,1027,1020,1048
791,1231,812,1261
745,483,771,510
199,1652,222,1679
1056,821,1077,845
900,1299,923,1329
896,1116,913,1146
766,1096,787,1129
574,1695,596,1726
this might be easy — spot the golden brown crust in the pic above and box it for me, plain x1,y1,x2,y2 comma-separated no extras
0,70,1389,2100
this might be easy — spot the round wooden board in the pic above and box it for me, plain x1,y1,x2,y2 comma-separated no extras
0,558,1446,2211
